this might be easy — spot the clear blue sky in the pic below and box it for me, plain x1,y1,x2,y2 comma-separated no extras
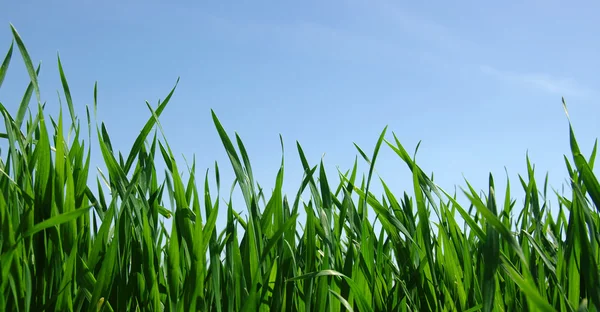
2,1,599,230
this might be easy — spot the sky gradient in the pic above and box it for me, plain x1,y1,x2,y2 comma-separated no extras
2,1,599,229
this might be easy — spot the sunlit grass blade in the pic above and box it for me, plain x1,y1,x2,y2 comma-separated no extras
10,24,40,107
124,79,180,174
211,109,253,209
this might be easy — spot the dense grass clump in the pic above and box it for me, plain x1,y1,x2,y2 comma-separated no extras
1,25,600,312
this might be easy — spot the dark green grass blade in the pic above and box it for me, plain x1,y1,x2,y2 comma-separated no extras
57,53,77,126
16,60,41,132
482,174,500,312
0,41,13,88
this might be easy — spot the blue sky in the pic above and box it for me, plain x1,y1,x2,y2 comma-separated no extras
2,1,599,230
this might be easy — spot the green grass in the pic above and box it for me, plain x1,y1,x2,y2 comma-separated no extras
1,24,600,312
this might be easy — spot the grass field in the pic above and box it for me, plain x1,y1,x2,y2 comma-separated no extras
1,24,600,312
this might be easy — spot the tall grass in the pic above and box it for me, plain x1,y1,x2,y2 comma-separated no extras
1,24,599,312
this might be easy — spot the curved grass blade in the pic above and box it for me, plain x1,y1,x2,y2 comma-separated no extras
0,40,13,88
57,53,77,126
124,78,180,174
10,24,41,107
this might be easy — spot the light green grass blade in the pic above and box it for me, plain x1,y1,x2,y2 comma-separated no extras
124,78,179,173
211,110,252,208
501,257,556,312
10,24,40,107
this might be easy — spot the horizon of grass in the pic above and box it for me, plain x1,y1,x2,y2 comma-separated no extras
1,24,600,311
